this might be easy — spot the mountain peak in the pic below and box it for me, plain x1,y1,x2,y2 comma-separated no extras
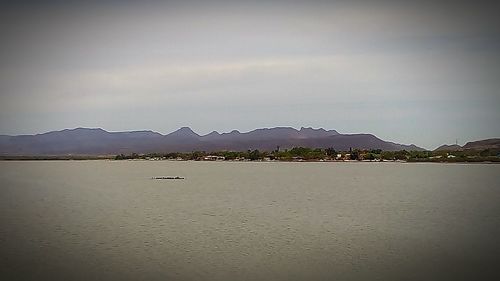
69,127,107,132
38,127,108,136
299,126,326,132
434,144,462,151
297,127,337,138
206,131,220,136
167,127,199,138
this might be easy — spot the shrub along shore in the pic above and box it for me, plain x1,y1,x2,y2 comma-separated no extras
113,147,500,163
1,147,498,162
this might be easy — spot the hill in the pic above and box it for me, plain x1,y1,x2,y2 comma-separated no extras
462,138,500,150
434,144,463,151
434,139,500,151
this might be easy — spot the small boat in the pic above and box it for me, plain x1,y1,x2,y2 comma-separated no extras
152,176,185,180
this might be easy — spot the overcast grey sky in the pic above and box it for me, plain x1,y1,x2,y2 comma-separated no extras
0,0,499,149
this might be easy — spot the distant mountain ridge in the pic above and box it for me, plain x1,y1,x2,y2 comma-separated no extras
434,144,463,151
0,126,424,155
462,138,500,150
434,138,500,151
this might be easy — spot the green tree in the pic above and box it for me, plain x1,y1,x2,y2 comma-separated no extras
249,149,261,160
325,147,336,157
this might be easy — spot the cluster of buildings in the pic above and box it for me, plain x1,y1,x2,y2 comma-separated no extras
202,155,226,161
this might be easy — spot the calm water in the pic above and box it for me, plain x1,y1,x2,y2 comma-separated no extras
0,161,499,281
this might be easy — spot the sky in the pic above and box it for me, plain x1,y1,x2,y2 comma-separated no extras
0,0,499,149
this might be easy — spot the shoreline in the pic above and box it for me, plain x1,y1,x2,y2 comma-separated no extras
0,158,498,164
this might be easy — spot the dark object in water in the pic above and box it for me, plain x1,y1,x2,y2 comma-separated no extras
152,176,185,180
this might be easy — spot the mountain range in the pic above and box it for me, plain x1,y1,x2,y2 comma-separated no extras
0,127,425,155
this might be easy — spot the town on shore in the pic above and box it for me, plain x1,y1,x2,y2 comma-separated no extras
113,146,500,163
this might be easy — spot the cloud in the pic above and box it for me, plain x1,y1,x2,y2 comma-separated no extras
0,0,499,148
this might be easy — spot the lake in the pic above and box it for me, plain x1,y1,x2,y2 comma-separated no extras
0,161,499,280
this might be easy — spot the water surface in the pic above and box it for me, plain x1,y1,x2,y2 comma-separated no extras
1,161,499,280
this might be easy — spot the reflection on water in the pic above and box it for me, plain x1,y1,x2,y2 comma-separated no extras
1,161,499,280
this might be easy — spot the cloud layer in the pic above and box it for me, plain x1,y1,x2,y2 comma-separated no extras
1,0,499,149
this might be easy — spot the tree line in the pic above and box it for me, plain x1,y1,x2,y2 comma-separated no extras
115,147,499,162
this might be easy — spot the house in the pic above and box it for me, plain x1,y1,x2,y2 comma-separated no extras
203,155,225,161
